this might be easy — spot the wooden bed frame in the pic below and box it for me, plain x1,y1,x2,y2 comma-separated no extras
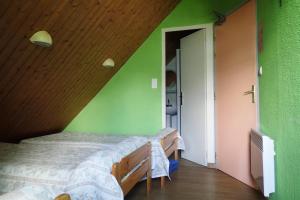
160,130,179,188
112,141,152,195
55,194,71,200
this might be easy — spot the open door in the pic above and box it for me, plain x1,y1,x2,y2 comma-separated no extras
180,29,207,166
215,0,257,187
176,49,181,133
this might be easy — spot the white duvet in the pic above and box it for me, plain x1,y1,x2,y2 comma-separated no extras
0,128,184,200
22,133,169,178
148,128,185,179
22,128,185,179
0,136,148,200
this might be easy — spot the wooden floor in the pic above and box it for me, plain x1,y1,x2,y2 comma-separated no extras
126,159,266,200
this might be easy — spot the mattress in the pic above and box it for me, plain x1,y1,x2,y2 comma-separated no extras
0,136,148,200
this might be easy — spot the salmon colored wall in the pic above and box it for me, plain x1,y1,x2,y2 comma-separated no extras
215,1,257,187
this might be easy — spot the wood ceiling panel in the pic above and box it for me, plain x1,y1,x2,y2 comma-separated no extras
0,0,180,142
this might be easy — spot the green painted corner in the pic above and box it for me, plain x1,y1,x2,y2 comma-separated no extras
258,0,300,200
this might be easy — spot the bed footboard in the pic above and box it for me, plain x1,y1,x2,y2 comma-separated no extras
54,194,71,200
112,142,152,196
161,130,179,160
160,130,179,188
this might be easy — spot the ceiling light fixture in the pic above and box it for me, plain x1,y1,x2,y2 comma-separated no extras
102,58,115,68
30,30,53,47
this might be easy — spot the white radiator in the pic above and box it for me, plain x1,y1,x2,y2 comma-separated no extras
250,130,275,197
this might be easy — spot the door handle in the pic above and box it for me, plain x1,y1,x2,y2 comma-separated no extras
244,85,256,103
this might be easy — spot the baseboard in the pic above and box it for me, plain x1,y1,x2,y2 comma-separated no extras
207,163,217,169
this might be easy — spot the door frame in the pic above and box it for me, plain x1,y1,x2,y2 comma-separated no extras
161,24,216,164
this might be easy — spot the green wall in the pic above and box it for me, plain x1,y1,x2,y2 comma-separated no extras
65,0,245,135
65,0,216,135
258,0,300,199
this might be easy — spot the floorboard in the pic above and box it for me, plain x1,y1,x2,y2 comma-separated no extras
126,159,266,200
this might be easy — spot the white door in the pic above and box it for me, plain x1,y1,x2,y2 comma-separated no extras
176,49,181,133
180,29,207,166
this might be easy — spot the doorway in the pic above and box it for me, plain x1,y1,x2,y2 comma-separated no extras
161,0,258,188
162,24,215,166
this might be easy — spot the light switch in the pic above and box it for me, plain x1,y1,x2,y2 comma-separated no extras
151,78,157,89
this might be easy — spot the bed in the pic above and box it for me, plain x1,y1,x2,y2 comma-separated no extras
0,136,151,200
21,128,184,189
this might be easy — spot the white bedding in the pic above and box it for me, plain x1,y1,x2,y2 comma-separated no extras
0,136,148,200
22,128,185,179
148,128,185,179
0,186,54,200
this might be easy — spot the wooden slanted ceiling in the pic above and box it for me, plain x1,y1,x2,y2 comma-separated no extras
0,0,180,142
